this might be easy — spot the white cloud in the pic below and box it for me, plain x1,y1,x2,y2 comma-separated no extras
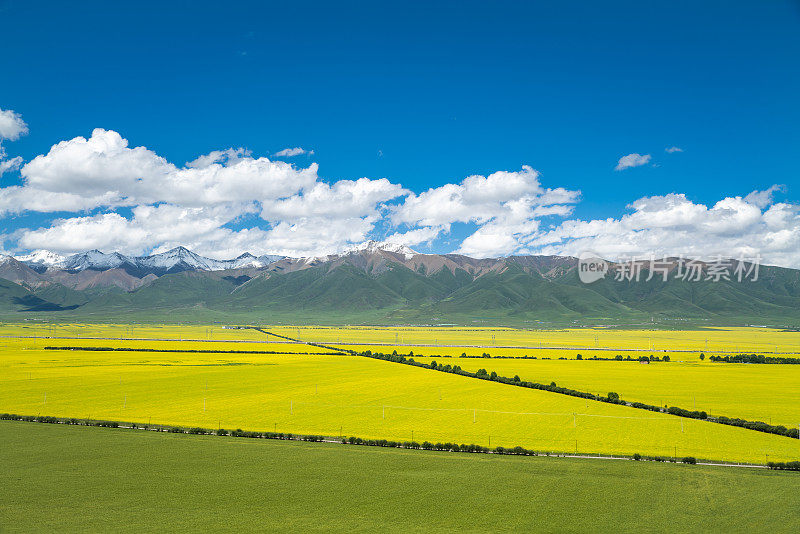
4,124,800,268
384,226,447,248
525,188,800,267
744,184,783,209
5,129,406,257
9,129,318,213
0,156,22,177
186,148,251,168
392,166,578,228
261,178,405,222
615,153,651,171
391,166,580,258
0,108,28,141
665,146,683,153
273,147,313,157
0,108,29,178
17,204,251,257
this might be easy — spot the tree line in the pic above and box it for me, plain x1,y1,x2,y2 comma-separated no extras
0,412,727,466
710,354,800,365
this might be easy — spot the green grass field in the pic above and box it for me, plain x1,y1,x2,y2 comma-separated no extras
1,421,798,533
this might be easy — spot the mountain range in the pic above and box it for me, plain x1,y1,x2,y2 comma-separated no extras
1,242,799,325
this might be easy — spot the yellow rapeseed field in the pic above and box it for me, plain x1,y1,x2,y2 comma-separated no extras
411,357,800,428
1,323,799,463
269,325,800,355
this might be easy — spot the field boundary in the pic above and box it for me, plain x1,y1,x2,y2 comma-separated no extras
4,413,793,471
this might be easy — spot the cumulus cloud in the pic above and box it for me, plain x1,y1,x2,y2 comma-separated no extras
615,153,651,171
261,178,405,222
0,108,28,141
273,147,313,157
17,204,252,257
392,166,580,257
3,124,799,267
4,128,406,257
392,166,578,227
525,188,800,267
665,146,683,153
7,129,318,214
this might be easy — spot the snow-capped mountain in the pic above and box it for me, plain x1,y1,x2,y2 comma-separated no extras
12,246,286,274
138,247,284,272
138,246,224,272
10,241,416,275
343,240,417,257
15,250,67,269
228,253,285,269
63,250,137,271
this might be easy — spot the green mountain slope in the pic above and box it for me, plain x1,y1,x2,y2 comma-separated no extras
1,254,798,325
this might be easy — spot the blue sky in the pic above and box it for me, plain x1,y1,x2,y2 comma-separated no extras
0,1,799,264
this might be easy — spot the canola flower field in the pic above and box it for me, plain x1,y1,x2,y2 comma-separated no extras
411,357,800,429
270,325,800,355
1,323,799,463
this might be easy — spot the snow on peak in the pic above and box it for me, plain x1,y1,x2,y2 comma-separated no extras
229,254,284,269
139,247,285,271
139,247,221,271
344,240,417,257
63,250,135,271
15,249,67,268
9,246,281,273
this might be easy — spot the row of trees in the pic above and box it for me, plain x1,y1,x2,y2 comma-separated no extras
9,412,796,468
710,354,800,365
767,461,800,471
358,350,800,440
